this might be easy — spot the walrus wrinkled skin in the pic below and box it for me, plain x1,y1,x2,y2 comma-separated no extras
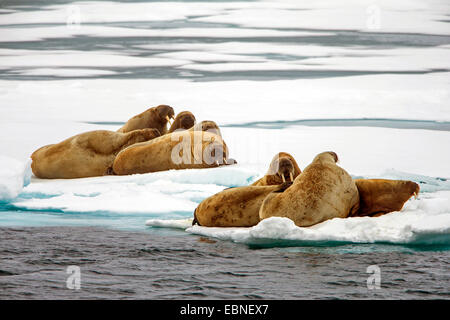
31,129,160,179
112,123,233,175
259,151,360,227
193,183,291,227
251,152,301,186
117,105,175,134
168,111,196,133
351,179,420,217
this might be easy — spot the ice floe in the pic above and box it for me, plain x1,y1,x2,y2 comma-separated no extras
146,190,450,247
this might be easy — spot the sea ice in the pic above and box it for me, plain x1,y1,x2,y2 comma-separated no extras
0,156,30,201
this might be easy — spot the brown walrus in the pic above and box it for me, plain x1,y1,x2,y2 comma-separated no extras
112,123,234,175
251,152,301,186
31,129,160,179
117,105,175,134
168,111,196,133
259,151,360,227
189,120,223,137
193,183,291,227
352,179,420,217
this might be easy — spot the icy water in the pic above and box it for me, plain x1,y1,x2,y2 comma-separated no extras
1,0,450,299
0,227,449,299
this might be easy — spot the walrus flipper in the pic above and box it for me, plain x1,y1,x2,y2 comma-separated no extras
274,181,293,193
192,208,201,226
105,166,116,176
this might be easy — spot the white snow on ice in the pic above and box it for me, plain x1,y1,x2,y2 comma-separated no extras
0,156,30,201
1,74,450,128
10,165,258,214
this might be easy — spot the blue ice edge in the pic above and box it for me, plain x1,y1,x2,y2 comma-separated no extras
240,233,450,250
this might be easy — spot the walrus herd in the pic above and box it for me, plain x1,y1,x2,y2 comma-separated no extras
193,151,419,227
31,105,234,179
30,104,420,228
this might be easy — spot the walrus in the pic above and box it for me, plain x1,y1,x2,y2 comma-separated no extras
168,111,196,133
352,179,420,217
251,152,301,186
259,151,360,227
112,124,233,175
253,153,419,217
193,183,291,227
189,120,222,137
31,128,160,179
117,105,175,134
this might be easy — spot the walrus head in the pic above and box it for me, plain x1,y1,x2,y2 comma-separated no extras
313,151,339,164
191,120,222,137
155,104,175,128
169,111,196,133
329,151,339,163
406,180,420,200
271,157,296,183
265,153,299,184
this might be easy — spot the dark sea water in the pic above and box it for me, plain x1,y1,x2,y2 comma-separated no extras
1,0,450,300
1,227,449,300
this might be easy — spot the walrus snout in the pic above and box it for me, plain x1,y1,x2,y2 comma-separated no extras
277,158,295,182
407,181,420,199
155,104,175,124
276,170,294,183
395,180,420,200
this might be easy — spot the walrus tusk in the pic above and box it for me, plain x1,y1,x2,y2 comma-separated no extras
282,175,286,183
290,172,294,182
166,115,174,126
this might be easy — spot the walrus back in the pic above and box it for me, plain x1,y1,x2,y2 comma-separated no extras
195,185,280,227
30,130,158,179
296,162,359,222
260,159,359,227
112,131,229,175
